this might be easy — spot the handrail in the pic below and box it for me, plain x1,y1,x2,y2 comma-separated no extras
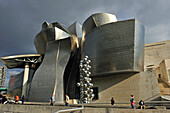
77,101,170,105
54,106,84,113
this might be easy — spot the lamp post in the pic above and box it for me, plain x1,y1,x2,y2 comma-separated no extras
77,55,94,103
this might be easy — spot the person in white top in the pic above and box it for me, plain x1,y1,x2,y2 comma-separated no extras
65,94,69,106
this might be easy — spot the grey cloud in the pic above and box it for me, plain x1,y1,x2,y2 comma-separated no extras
0,0,170,67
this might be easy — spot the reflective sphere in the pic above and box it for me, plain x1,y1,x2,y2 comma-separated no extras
86,87,90,91
86,74,90,77
80,60,83,63
91,94,95,97
88,78,92,81
90,89,93,92
80,75,83,78
85,55,88,58
84,71,88,74
84,77,88,81
80,91,84,94
84,58,87,61
77,83,80,87
86,67,89,70
84,91,88,94
84,84,88,87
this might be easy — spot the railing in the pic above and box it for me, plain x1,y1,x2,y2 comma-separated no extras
54,106,84,113
145,101,170,107
76,101,170,109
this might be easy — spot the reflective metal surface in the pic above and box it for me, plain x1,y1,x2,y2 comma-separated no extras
1,13,145,104
29,22,80,103
82,13,117,35
81,13,117,56
134,20,145,71
68,22,82,38
82,19,145,77
34,22,70,54
0,54,41,69
29,39,71,103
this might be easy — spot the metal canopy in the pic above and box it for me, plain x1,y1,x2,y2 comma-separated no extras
0,54,41,69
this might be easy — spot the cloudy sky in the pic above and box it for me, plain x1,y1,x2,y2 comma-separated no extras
1,0,170,83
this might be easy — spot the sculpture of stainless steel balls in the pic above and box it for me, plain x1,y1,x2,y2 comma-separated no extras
77,55,94,103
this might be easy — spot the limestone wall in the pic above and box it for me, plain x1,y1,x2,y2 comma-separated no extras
92,71,160,103
0,104,169,113
159,59,170,83
144,40,170,69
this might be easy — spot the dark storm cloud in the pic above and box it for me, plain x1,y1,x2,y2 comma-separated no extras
0,0,170,66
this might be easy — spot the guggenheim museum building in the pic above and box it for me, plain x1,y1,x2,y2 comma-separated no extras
2,13,167,104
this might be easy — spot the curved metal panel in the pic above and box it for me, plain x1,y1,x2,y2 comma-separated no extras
82,13,117,35
82,19,145,77
68,22,82,38
134,20,145,71
34,22,70,54
29,38,72,103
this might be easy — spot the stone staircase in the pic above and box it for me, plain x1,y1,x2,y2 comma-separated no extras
158,78,170,98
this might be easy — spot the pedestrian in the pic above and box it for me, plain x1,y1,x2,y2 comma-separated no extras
0,94,2,104
2,96,8,104
2,96,7,104
49,94,55,106
110,97,115,105
130,95,135,109
21,95,24,104
15,95,19,104
139,100,145,109
65,94,69,107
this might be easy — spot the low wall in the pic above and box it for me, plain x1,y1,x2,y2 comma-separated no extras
0,104,170,113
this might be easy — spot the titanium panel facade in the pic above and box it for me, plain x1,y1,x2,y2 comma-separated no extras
29,39,72,103
34,22,69,54
82,13,117,35
29,21,80,103
82,19,145,77
0,66,6,88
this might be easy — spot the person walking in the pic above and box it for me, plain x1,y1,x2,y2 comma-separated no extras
21,95,25,104
65,94,69,107
110,97,115,105
49,94,55,106
130,95,135,109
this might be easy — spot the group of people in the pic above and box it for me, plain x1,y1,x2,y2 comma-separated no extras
110,95,145,109
0,94,24,104
49,94,69,106
130,95,145,109
0,94,7,104
14,95,24,104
